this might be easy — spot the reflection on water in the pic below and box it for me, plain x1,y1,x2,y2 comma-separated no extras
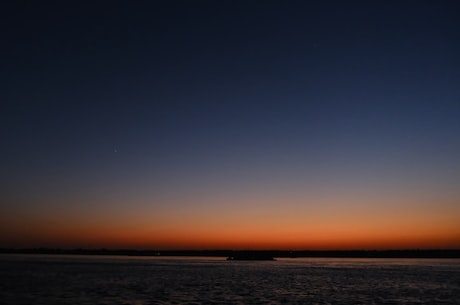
1,254,459,304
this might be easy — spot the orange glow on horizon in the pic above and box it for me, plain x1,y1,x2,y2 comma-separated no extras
2,217,459,250
2,192,459,250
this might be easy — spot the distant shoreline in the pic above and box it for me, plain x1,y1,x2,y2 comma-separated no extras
1,248,459,258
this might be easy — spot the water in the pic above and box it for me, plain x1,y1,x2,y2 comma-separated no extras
1,254,459,304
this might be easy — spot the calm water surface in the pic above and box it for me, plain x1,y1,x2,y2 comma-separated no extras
1,254,459,304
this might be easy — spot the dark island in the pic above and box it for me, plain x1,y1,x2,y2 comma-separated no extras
227,252,275,261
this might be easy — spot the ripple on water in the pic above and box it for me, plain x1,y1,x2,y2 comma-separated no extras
0,256,459,304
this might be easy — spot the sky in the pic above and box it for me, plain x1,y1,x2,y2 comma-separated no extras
1,0,460,250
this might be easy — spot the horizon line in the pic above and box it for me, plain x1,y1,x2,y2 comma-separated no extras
2,248,460,258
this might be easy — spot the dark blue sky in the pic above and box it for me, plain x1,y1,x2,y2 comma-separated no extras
1,1,459,249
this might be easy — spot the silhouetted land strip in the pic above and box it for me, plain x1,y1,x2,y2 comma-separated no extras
227,252,275,261
1,248,460,258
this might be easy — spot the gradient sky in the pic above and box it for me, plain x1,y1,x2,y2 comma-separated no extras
1,1,460,250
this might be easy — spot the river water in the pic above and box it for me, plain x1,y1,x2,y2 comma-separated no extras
1,254,459,304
